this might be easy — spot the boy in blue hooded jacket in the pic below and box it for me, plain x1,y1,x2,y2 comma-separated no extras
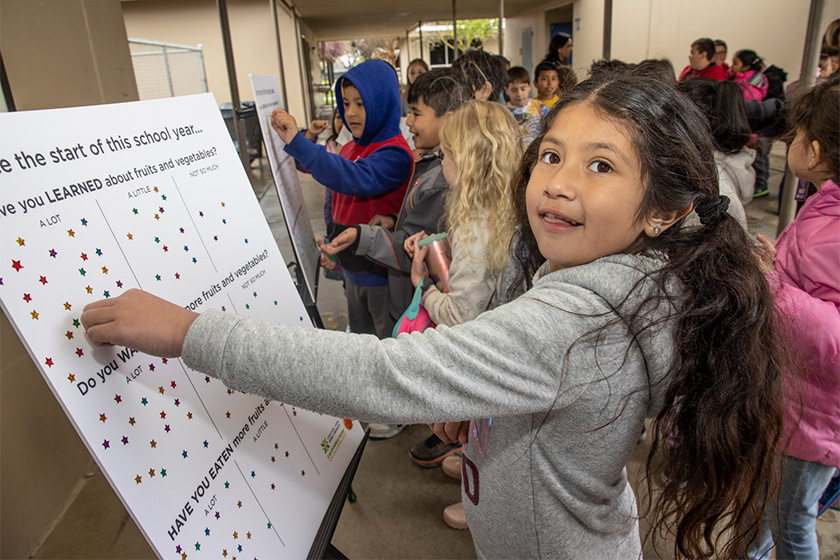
271,60,414,340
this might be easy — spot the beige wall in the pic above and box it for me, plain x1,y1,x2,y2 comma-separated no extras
121,0,316,123
0,1,138,557
505,0,840,83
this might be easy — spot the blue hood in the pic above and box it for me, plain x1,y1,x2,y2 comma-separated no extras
336,59,402,146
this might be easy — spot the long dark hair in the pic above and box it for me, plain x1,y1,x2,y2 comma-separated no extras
510,76,784,558
546,32,572,65
788,74,839,181
678,78,752,154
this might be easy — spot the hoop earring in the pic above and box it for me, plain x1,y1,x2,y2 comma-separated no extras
653,225,661,235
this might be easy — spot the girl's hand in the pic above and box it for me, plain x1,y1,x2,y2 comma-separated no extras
270,109,299,144
404,231,427,258
411,244,430,287
81,289,198,358
319,253,337,270
755,233,777,274
304,119,329,140
430,421,470,445
321,228,357,255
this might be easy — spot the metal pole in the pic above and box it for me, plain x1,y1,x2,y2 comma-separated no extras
498,0,504,56
216,0,250,172
452,0,458,60
778,0,827,233
198,44,208,93
270,0,289,109
419,21,424,61
161,46,175,97
603,0,613,61
406,29,410,61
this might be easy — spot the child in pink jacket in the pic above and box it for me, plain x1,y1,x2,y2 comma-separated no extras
731,49,769,101
752,76,839,560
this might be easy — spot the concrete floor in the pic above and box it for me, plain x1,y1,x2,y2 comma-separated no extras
30,143,840,559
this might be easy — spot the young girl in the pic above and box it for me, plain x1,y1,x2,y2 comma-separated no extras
81,75,784,559
750,75,840,560
403,101,523,528
401,58,430,117
731,49,769,101
677,78,754,228
406,101,522,326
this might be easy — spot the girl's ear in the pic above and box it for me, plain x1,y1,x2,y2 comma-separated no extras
645,204,693,237
808,140,834,184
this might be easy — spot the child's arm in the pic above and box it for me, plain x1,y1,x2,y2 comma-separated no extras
421,220,498,327
272,109,413,197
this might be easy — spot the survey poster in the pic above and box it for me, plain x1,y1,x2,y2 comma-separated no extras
250,75,319,303
0,94,363,559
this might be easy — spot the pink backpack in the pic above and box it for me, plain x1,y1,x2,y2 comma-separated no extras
392,283,436,337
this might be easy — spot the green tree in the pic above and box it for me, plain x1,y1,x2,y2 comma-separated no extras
436,19,499,53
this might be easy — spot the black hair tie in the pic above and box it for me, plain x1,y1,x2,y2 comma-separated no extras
695,195,730,225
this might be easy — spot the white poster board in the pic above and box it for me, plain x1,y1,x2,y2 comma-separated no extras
0,94,363,559
250,75,320,303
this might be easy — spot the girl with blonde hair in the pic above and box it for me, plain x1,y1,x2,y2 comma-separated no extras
406,100,523,326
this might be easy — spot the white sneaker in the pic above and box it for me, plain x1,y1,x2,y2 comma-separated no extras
367,423,405,439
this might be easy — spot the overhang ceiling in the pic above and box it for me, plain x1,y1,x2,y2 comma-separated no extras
286,0,547,41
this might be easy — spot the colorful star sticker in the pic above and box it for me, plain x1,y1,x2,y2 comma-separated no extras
246,532,251,539
116,280,123,288
135,475,142,484
128,417,135,426
150,440,157,448
244,238,248,244
39,275,48,285
233,532,238,540
95,248,102,256
222,219,227,224
154,214,160,221
164,425,171,433
80,218,88,226
221,202,225,207
179,227,185,234
174,398,180,406
271,456,275,463
182,450,188,458
63,301,71,310
132,208,138,215
80,253,88,261
183,246,189,252
271,483,275,490
162,245,168,252
155,274,161,281
65,331,74,340
199,211,204,217
101,266,109,274
225,411,231,418
122,436,129,445
114,395,122,404
16,237,25,246
49,249,57,258
215,511,220,519
11,260,23,272
127,233,133,240
194,543,200,551
237,500,242,508
67,229,75,237
160,468,166,477
175,272,180,279
153,187,159,192
85,286,93,294
162,358,168,364
250,471,255,478
99,413,107,422
149,363,155,371
159,207,165,213
68,373,76,382
75,348,84,357
141,397,148,406
204,528,210,536
30,310,39,320
72,318,81,327
160,410,167,419
186,412,193,419
45,357,54,367
103,291,110,298
79,268,86,276
102,440,110,449
161,194,167,201
149,468,155,477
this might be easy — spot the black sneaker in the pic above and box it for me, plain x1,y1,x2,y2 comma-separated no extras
409,434,462,468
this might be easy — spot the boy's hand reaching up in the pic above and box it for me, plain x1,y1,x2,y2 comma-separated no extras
81,289,198,358
270,109,299,144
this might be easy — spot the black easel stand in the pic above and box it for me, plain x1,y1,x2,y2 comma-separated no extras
287,261,324,329
307,431,369,560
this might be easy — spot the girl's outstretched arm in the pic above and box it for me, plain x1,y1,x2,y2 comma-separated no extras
81,289,198,358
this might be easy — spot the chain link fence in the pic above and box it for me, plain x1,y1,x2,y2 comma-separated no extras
129,39,208,100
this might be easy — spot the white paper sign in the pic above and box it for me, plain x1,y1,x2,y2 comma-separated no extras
0,94,363,559
250,75,320,303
